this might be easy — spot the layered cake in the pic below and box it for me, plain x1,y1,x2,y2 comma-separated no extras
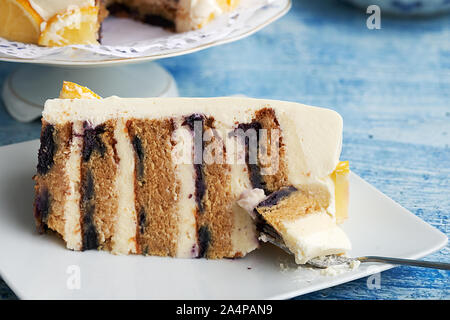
33,82,350,262
0,0,240,46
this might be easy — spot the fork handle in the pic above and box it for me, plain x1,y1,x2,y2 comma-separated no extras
359,256,450,270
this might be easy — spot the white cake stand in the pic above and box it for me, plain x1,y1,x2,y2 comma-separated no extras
0,0,291,122
2,63,179,122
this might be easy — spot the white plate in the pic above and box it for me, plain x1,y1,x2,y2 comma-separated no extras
0,140,446,300
0,0,291,66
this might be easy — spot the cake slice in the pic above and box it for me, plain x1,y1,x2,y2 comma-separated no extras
33,82,349,262
0,0,241,46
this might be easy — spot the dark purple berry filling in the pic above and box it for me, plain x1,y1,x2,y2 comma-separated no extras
82,122,106,162
233,121,269,194
248,163,267,194
138,208,146,234
182,113,204,131
257,186,297,208
81,169,98,250
82,202,98,250
37,125,56,175
183,114,207,213
131,135,145,180
194,164,206,213
197,225,211,258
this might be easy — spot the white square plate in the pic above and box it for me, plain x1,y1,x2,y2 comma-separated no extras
0,140,447,299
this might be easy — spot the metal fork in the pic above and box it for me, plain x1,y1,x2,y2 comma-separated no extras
307,254,450,270
261,231,450,270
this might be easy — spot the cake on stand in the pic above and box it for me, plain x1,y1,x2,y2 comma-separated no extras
0,0,291,122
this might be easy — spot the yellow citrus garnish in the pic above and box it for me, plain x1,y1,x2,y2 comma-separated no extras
333,160,350,174
38,6,99,47
0,0,43,44
331,161,350,224
59,81,101,99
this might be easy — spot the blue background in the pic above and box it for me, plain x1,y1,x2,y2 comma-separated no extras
0,0,448,299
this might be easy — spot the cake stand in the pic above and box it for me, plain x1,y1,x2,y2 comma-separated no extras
0,0,291,122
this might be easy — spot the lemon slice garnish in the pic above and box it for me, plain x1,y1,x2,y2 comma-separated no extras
0,0,43,44
331,161,350,224
59,81,101,99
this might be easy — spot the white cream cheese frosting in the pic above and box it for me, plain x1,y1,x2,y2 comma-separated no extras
171,125,198,258
111,118,138,255
280,210,351,264
63,120,83,250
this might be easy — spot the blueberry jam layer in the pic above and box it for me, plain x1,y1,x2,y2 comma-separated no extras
197,225,211,258
138,208,146,234
183,114,207,213
80,123,103,250
80,169,99,251
131,135,145,180
193,163,206,213
232,121,269,194
37,124,56,175
257,186,297,208
82,122,106,162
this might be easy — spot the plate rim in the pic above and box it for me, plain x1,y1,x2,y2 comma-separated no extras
0,0,292,67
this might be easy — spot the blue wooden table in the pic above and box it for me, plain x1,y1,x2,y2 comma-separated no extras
0,0,448,300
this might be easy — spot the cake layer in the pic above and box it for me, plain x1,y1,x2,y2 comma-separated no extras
127,118,180,256
35,96,346,261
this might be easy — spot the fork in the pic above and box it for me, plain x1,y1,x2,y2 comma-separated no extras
307,254,450,270
260,230,450,270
